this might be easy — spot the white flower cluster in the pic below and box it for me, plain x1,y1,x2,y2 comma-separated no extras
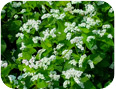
56,43,64,50
20,42,26,50
31,73,45,81
32,36,41,43
16,33,24,39
71,1,81,4
92,29,106,37
41,9,65,20
63,80,70,88
62,68,83,79
42,5,46,13
66,32,72,40
18,72,34,80
18,53,23,58
64,22,80,33
72,4,95,16
62,49,73,60
36,55,56,70
41,28,56,41
102,24,111,29
88,60,94,69
79,17,100,29
20,19,41,33
79,54,87,68
14,15,18,19
70,36,84,50
74,77,84,88
21,9,26,13
107,34,113,39
62,68,84,88
64,3,74,12
37,49,46,59
69,59,77,66
97,1,104,5
12,2,22,8
1,61,8,68
49,71,60,81
8,75,18,85
86,36,95,42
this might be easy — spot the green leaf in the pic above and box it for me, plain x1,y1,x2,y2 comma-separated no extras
1,39,7,54
93,55,103,65
37,80,47,88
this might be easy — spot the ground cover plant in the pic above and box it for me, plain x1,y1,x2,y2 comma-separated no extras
1,1,114,89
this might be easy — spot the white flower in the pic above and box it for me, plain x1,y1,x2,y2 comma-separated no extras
86,36,95,42
62,68,83,79
8,75,16,83
20,19,41,33
22,59,29,66
88,60,94,69
14,15,18,19
62,49,72,60
41,13,51,19
56,43,64,50
97,1,104,5
42,5,46,13
21,9,26,13
1,61,8,68
18,53,23,58
102,24,111,29
66,33,72,40
72,1,81,4
69,59,77,66
107,34,113,39
31,73,45,81
20,42,26,50
12,2,22,8
70,36,84,50
16,33,24,39
79,54,87,68
37,49,46,59
50,28,56,38
49,71,60,81
32,36,40,43
63,80,70,88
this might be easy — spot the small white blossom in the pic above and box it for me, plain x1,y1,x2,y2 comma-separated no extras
18,53,23,58
14,15,18,19
22,59,29,66
56,43,64,50
79,54,87,68
62,49,72,60
1,61,8,68
87,36,95,42
20,42,26,50
16,33,24,39
63,80,70,88
107,34,113,39
49,71,60,81
21,9,26,13
88,60,94,69
66,33,72,40
109,8,113,13
69,59,77,66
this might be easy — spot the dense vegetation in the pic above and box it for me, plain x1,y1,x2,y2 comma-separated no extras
1,1,114,89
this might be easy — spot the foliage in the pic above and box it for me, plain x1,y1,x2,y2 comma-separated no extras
1,1,114,89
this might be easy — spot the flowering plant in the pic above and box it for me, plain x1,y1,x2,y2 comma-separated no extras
1,1,114,89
